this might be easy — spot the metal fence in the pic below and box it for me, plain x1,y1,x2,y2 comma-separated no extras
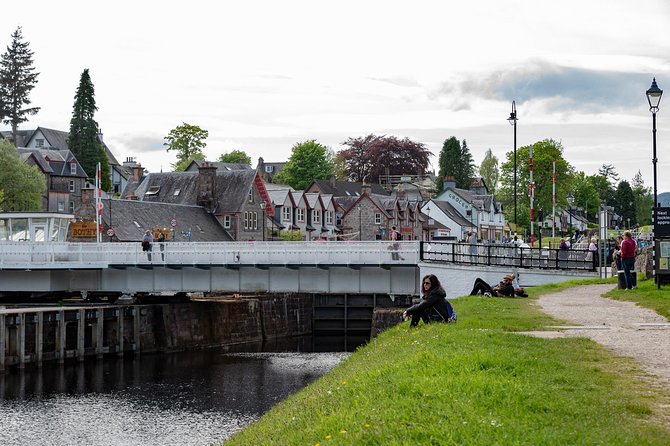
420,241,598,271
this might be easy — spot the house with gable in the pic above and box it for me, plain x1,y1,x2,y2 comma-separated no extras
306,178,389,198
336,186,395,241
121,162,273,241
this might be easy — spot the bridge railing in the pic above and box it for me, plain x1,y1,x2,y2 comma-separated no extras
420,241,597,271
0,241,420,269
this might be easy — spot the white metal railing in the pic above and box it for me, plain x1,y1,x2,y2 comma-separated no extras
0,241,420,269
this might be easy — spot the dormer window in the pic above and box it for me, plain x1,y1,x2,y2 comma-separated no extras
35,138,44,148
70,162,77,175
145,186,160,196
173,189,181,196
265,165,274,173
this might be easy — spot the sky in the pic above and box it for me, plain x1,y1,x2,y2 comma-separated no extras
3,1,670,192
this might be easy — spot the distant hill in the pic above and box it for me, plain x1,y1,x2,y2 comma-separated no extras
659,192,670,207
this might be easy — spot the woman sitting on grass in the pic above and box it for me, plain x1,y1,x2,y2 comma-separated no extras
403,274,456,326
469,275,515,297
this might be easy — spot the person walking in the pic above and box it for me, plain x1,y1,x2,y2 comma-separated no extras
468,231,478,264
620,230,637,289
389,226,403,260
142,229,153,261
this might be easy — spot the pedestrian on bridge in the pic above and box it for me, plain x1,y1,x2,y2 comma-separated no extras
142,229,153,261
403,274,456,326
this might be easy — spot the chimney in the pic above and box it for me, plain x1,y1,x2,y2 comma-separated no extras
443,176,456,190
361,182,372,196
81,185,94,205
132,164,144,182
330,176,336,187
123,157,137,167
197,162,217,209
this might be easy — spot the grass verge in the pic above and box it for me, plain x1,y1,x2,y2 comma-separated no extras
225,282,670,445
604,274,670,320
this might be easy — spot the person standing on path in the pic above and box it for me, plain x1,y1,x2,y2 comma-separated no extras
620,230,637,289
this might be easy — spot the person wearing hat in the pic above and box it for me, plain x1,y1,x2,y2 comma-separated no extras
469,274,515,297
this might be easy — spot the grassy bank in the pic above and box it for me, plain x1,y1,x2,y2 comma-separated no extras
226,281,670,445
604,273,670,319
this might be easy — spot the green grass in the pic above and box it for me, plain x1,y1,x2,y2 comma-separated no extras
603,274,670,320
225,282,670,445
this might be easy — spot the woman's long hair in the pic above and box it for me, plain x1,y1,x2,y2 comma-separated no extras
422,274,441,295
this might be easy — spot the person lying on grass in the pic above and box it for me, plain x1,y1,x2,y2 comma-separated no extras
469,275,515,297
403,274,456,326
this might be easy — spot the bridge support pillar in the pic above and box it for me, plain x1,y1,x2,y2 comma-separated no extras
0,314,5,373
133,307,140,356
117,308,124,357
96,310,104,359
57,311,65,365
18,314,25,369
36,312,43,367
77,309,85,362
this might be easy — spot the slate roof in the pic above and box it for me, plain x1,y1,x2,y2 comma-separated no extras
132,169,260,213
0,130,32,147
308,179,389,197
27,127,120,166
432,200,476,228
17,148,87,177
101,199,232,242
185,160,253,172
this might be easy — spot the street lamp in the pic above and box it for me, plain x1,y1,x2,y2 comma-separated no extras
647,78,663,287
507,101,518,235
425,205,431,241
260,200,266,241
567,194,574,240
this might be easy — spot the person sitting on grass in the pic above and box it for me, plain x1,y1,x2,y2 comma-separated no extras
510,273,528,297
403,274,456,326
469,275,515,297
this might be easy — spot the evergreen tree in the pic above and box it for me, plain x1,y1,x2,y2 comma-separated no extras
631,170,652,226
614,180,635,227
68,69,111,190
437,137,474,190
0,26,40,145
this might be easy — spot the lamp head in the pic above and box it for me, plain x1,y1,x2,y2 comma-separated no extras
647,78,663,112
507,100,517,126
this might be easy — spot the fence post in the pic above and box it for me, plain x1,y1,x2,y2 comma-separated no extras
419,241,424,262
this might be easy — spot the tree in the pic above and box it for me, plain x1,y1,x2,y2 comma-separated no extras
631,170,652,226
273,140,334,190
437,137,475,190
588,174,615,206
478,148,499,195
0,26,40,145
0,140,44,211
598,164,620,185
571,171,600,223
164,123,208,171
338,134,431,183
615,180,635,227
218,149,251,165
67,69,111,191
498,139,574,231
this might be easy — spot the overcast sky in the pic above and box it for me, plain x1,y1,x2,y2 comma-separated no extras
4,1,670,191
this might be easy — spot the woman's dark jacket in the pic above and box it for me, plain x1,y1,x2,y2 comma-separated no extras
405,287,454,322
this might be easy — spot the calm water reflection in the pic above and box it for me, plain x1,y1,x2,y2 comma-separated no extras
0,337,349,446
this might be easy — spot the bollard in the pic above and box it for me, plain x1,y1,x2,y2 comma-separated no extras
617,270,626,289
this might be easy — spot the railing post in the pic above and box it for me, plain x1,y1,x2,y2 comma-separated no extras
487,244,491,266
419,241,424,262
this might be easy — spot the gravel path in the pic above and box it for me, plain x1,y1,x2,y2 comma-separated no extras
530,284,670,391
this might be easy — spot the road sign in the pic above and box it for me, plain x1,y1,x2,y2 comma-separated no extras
97,202,104,211
106,228,115,237
170,218,177,227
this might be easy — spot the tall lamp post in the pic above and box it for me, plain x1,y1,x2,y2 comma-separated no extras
260,200,266,241
647,78,663,287
507,101,518,235
425,205,431,241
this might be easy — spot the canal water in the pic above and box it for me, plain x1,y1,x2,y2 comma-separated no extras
0,337,350,446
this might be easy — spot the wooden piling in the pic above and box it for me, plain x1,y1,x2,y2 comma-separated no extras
57,310,65,365
36,312,43,367
18,314,25,369
96,309,104,359
77,309,85,362
117,308,124,357
0,314,5,373
133,306,140,355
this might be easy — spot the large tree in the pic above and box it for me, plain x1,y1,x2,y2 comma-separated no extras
68,69,110,191
588,174,615,206
498,139,574,231
164,123,208,171
0,26,40,145
614,180,635,227
570,171,600,223
338,134,431,183
598,163,620,185
437,136,475,190
273,140,334,190
478,148,499,195
0,139,44,211
218,149,251,165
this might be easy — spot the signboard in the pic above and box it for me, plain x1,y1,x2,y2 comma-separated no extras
106,228,115,237
655,207,670,237
170,218,177,227
71,221,97,238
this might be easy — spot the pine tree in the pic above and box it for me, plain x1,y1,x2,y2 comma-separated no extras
68,69,111,190
437,137,475,190
0,26,40,145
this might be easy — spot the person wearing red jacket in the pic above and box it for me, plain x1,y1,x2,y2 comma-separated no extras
620,231,637,289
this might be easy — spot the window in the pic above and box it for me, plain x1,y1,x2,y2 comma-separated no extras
69,202,75,212
326,211,333,225
297,208,305,222
253,211,259,230
244,211,250,230
313,210,321,224
248,190,253,203
336,212,343,226
173,189,181,196
282,207,291,222
374,213,381,225
69,180,75,192
35,139,44,148
145,186,160,195
70,163,77,175
223,215,231,229
58,202,64,212
265,165,274,173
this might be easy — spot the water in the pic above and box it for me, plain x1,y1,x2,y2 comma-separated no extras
0,339,349,446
